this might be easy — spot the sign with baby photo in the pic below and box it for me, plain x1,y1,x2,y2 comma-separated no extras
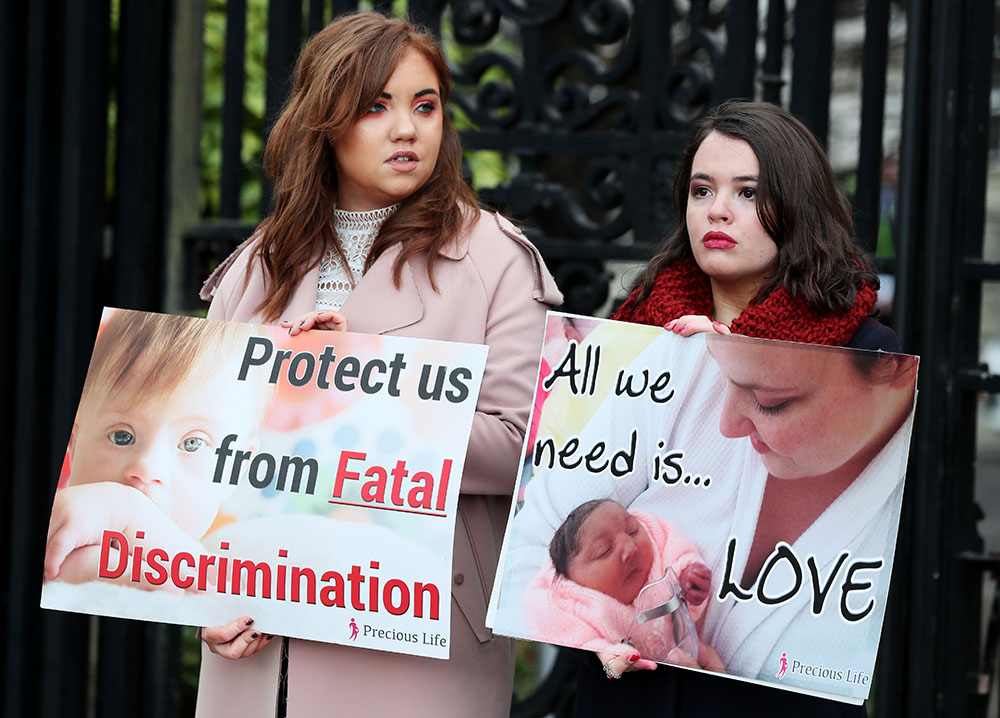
486,312,918,704
41,307,487,659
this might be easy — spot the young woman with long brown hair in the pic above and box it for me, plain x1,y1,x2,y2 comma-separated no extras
195,13,561,717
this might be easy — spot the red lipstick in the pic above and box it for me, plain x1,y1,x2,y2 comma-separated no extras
702,231,737,249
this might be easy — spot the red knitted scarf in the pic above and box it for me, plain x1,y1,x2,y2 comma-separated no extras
613,257,877,346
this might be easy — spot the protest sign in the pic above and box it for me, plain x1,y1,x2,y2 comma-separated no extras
41,308,487,659
488,312,918,703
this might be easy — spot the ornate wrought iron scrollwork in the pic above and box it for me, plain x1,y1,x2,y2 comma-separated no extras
541,49,638,130
493,0,573,26
659,61,714,127
537,1,638,130
549,258,611,316
481,155,631,241
450,0,502,45
657,0,725,128
571,0,632,44
451,51,522,128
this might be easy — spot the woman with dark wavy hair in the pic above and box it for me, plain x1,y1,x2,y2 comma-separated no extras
583,100,894,716
196,12,561,717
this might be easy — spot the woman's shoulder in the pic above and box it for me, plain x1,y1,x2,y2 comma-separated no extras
199,230,266,304
455,208,563,305
454,207,531,260
846,317,901,352
198,230,269,322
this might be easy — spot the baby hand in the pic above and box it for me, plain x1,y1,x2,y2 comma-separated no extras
679,562,712,606
45,483,209,591
281,310,348,336
45,483,143,580
664,315,731,337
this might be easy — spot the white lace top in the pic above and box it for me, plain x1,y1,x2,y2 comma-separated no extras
316,204,399,311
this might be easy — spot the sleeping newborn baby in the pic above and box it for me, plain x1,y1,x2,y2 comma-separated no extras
525,499,712,660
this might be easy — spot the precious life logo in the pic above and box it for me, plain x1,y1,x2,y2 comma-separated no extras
776,651,789,679
349,618,359,641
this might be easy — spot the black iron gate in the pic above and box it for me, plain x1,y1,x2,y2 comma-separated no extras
1,1,997,716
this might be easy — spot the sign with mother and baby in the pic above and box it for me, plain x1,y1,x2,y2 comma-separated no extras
40,307,487,659
487,312,918,704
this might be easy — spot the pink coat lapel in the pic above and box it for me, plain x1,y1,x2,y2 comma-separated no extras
340,243,425,335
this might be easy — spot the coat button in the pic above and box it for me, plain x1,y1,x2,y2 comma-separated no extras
454,573,465,585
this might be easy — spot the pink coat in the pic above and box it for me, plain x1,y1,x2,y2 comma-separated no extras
195,209,562,717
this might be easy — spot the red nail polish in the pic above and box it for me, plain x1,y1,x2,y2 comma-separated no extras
629,653,640,662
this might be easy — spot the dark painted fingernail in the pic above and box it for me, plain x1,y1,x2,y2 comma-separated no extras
251,632,259,639
245,618,254,626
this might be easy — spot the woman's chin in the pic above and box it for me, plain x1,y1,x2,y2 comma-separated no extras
761,458,805,480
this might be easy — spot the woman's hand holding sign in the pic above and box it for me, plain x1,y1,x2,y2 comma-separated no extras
281,310,349,336
596,649,658,679
663,315,731,337
200,617,275,660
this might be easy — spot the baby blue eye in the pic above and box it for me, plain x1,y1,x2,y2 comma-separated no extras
179,437,206,453
109,430,135,446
